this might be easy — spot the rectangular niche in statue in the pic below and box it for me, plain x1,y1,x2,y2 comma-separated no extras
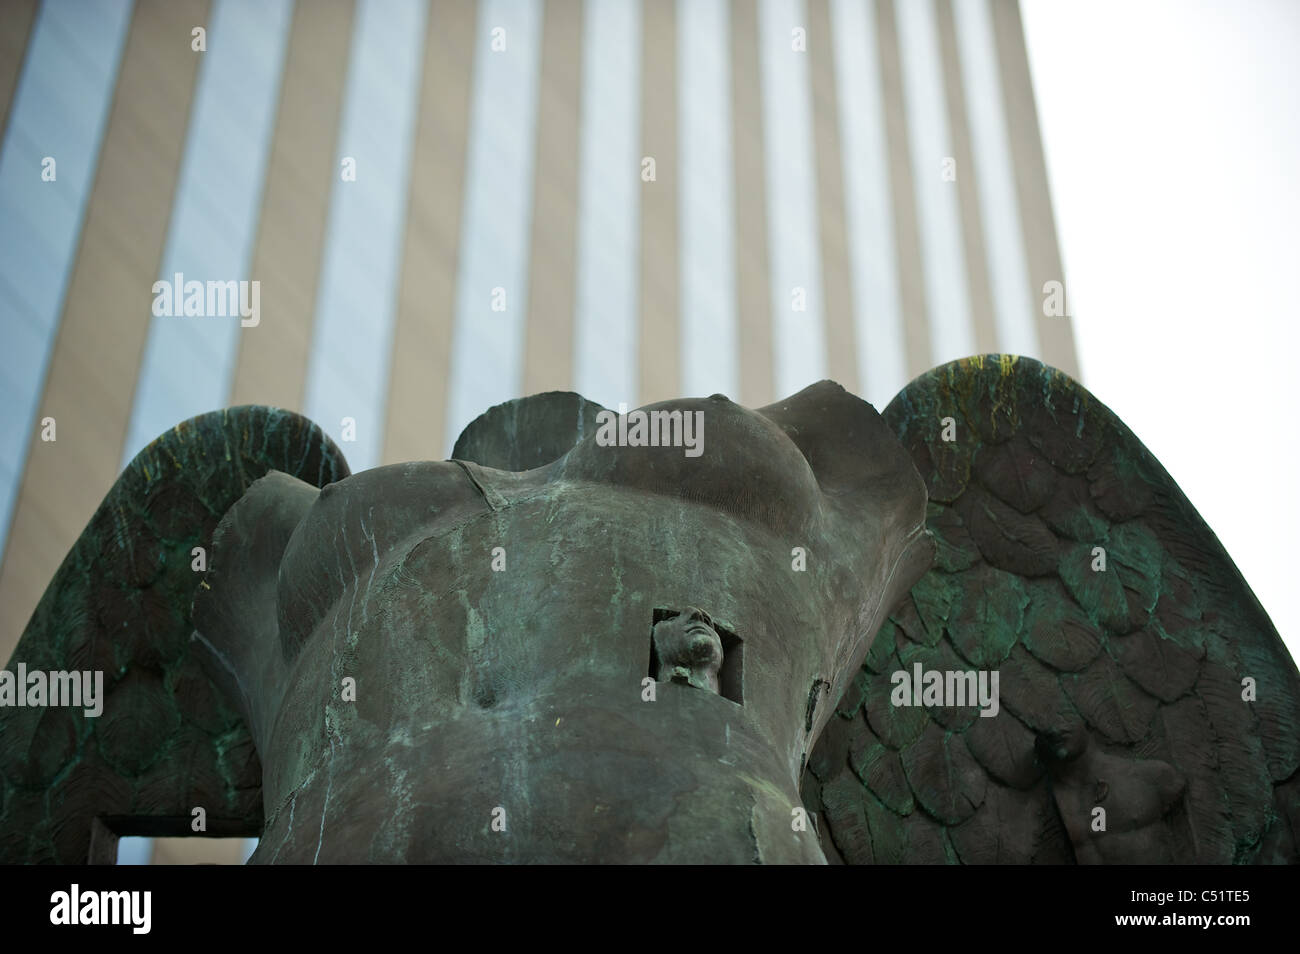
649,607,743,704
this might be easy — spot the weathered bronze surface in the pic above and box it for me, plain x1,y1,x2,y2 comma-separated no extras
2,356,1297,864
804,357,1300,864
1,383,933,863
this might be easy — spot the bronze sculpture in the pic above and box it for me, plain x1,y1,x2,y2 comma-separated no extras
2,356,1297,864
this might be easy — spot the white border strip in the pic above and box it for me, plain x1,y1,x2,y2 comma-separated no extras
758,0,827,399
443,0,544,456
304,0,428,471
894,0,974,363
571,0,641,414
952,0,1038,356
677,0,737,400
124,0,295,465
0,0,133,551
830,0,908,408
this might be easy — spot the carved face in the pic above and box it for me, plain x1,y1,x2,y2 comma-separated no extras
653,607,725,693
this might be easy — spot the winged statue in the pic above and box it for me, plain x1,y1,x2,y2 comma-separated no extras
1,355,1295,864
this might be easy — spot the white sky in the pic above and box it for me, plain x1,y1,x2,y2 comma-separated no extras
1021,0,1300,663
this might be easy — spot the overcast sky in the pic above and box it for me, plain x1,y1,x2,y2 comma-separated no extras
1022,0,1300,663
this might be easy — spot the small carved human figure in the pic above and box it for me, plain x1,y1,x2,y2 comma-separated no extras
1037,724,1188,864
653,607,725,693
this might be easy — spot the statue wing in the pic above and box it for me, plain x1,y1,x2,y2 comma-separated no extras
0,407,348,863
803,355,1300,863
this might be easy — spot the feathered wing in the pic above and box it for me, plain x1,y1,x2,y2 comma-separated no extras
803,355,1300,864
0,407,348,863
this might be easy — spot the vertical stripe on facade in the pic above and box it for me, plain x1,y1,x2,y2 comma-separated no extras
382,0,475,465
115,836,153,865
302,0,427,473
758,0,827,400
637,0,678,407
0,0,210,661
952,0,1038,358
731,0,774,407
894,0,974,365
229,0,356,411
122,0,294,466
872,0,930,382
0,0,132,568
0,0,38,138
807,0,857,395
572,0,641,412
521,0,583,398
989,0,1078,376
828,0,906,408
677,0,737,400
443,0,543,456
933,0,998,355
